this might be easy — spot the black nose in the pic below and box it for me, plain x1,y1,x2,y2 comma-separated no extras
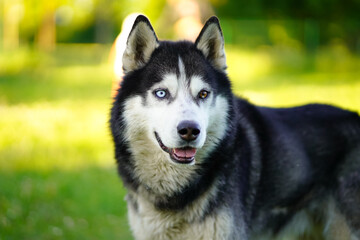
177,121,201,142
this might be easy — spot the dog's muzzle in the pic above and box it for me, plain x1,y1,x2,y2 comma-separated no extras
154,132,197,164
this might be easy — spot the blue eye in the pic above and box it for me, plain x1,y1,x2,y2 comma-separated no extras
154,89,167,99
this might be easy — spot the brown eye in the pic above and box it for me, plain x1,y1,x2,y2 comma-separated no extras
198,90,209,99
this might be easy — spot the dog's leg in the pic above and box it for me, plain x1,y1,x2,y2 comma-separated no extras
324,148,359,240
331,146,360,240
323,198,353,240
334,170,360,240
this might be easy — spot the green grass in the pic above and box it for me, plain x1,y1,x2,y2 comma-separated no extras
0,44,359,239
0,168,131,240
0,45,133,239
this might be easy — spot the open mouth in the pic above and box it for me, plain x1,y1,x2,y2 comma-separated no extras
155,132,197,164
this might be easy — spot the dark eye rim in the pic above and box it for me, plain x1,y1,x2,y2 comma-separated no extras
198,90,210,99
153,89,169,99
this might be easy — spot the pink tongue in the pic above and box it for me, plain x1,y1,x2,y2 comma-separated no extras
174,148,197,158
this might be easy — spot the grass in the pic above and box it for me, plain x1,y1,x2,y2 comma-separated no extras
0,44,359,239
0,45,133,239
0,168,130,240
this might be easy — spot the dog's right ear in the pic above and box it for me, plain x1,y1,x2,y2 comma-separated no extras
122,15,159,73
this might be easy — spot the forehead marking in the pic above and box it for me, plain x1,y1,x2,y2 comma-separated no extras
178,57,188,87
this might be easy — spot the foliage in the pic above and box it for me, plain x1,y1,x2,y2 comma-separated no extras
213,0,360,20
2,0,166,45
2,0,359,50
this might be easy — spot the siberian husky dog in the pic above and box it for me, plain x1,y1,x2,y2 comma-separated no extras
110,15,360,240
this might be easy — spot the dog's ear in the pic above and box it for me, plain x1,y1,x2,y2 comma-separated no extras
122,15,159,73
195,16,227,71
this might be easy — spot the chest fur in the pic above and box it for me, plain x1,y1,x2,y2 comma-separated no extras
126,193,236,240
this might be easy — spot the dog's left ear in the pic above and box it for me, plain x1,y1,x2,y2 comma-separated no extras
195,16,227,71
122,15,159,73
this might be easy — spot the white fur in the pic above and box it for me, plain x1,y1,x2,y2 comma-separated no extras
122,56,232,239
127,181,235,240
123,96,198,196
122,57,230,195
147,59,206,150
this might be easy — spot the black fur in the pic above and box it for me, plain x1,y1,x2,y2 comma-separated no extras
110,15,360,239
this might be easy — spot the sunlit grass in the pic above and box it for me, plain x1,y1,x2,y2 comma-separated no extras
0,168,131,239
0,44,359,239
0,58,114,171
0,101,113,171
0,46,134,239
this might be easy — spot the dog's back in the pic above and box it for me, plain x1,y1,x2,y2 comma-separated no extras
242,103,360,239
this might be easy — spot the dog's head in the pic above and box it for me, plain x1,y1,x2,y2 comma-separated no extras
114,15,231,167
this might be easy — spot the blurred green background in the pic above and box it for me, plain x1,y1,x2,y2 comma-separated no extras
0,0,359,239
